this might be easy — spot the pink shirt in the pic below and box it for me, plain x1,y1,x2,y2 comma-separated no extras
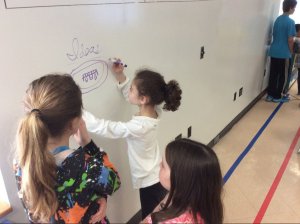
144,210,204,224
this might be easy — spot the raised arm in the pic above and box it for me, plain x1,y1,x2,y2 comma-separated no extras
116,75,130,101
74,118,120,194
110,58,127,84
81,139,121,195
110,58,131,101
82,110,145,138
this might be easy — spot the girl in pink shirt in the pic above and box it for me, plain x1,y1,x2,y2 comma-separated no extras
143,138,223,224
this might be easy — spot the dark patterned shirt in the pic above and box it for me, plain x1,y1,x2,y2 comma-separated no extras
14,140,121,223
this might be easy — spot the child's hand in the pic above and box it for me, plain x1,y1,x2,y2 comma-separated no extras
89,198,107,224
110,58,125,74
73,118,91,147
109,58,126,84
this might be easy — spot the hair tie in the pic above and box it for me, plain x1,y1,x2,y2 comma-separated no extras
31,109,41,113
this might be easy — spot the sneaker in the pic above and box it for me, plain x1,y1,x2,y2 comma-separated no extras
282,94,290,100
283,93,289,97
272,97,289,103
265,95,273,102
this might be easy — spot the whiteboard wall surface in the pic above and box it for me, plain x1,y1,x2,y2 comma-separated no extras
4,0,210,9
0,0,279,222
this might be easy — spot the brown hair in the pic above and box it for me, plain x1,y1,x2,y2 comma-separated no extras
17,74,82,222
151,138,223,224
134,69,182,111
283,0,297,12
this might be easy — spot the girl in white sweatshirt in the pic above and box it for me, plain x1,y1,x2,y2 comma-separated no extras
83,61,182,219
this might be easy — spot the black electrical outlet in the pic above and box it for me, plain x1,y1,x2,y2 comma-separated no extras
200,46,205,59
175,134,182,140
187,126,192,138
239,87,243,97
233,92,237,101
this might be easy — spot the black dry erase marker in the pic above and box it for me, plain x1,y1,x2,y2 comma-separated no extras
109,58,128,67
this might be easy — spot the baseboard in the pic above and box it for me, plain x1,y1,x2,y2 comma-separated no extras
127,210,141,224
207,89,267,148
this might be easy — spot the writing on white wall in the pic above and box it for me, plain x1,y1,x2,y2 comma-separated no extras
66,38,107,94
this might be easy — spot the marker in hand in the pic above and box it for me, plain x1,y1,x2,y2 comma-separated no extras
109,58,127,67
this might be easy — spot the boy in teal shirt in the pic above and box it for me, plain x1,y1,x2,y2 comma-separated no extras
266,0,297,103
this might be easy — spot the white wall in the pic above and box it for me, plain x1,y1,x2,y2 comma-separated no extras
0,0,280,222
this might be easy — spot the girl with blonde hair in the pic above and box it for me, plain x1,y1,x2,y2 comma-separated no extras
14,74,120,223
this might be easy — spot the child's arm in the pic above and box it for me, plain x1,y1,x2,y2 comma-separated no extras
89,198,107,224
289,36,295,54
73,118,91,146
109,58,131,101
295,37,300,45
110,58,127,84
116,75,130,101
74,118,121,194
82,110,145,138
82,141,121,195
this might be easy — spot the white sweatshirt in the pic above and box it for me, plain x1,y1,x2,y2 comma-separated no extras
83,77,161,189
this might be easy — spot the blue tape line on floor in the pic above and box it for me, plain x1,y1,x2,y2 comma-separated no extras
223,102,283,184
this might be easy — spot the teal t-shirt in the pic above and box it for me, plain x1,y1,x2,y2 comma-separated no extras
268,14,296,59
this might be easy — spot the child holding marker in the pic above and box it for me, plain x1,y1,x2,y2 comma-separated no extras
83,58,182,219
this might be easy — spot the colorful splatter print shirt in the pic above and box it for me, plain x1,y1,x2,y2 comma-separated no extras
14,140,121,223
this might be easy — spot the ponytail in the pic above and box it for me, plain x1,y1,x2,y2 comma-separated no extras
16,74,82,222
17,111,58,222
163,80,182,112
134,69,182,111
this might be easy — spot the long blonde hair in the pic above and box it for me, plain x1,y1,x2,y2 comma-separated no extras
16,74,82,222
